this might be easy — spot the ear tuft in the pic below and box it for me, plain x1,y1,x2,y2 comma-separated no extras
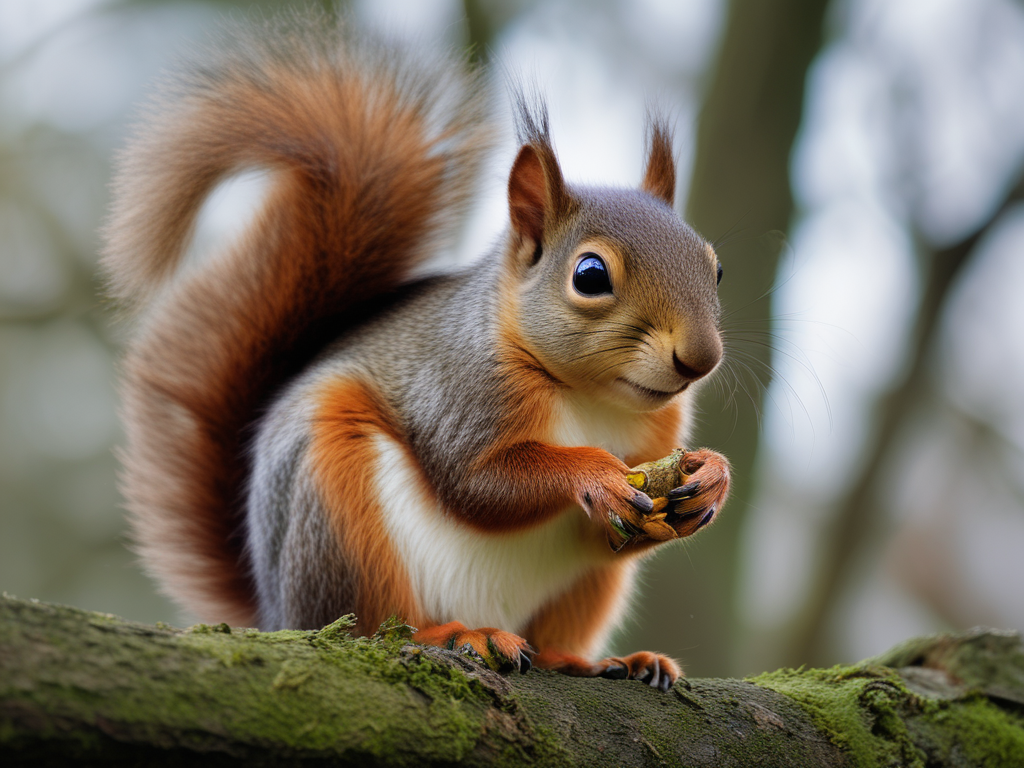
506,87,570,251
641,113,676,207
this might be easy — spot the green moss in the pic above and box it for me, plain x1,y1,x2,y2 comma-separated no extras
910,693,1024,767
1,596,515,765
754,658,1024,768
316,613,356,644
272,658,316,689
374,615,415,643
751,664,926,768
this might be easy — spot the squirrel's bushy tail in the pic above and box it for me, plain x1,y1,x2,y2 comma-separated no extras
103,12,493,625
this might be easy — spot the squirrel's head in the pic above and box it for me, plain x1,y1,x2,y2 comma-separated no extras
503,107,722,413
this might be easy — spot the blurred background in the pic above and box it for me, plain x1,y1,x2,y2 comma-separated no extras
2,0,1023,678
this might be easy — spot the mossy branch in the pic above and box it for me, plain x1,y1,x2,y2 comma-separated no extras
2,594,1023,767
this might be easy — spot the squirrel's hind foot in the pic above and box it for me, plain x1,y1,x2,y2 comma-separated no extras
533,648,681,692
413,621,533,673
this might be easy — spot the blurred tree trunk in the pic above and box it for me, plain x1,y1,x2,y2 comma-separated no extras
622,0,831,676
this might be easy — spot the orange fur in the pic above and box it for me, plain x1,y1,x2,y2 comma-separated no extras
413,622,530,668
640,118,676,207
105,22,492,624
309,378,425,635
529,564,683,687
525,561,633,656
494,336,563,446
456,441,633,533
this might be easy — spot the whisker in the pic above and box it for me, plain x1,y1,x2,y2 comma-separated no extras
706,356,760,439
591,354,642,380
709,210,752,251
719,355,770,429
722,329,833,431
561,331,645,345
568,344,639,363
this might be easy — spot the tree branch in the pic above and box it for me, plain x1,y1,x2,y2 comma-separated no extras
3,595,1023,766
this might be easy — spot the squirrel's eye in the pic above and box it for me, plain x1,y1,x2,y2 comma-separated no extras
716,262,723,286
573,254,612,296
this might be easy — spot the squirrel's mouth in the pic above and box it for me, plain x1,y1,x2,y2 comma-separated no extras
616,377,689,401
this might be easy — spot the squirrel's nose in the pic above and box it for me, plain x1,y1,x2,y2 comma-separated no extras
672,346,721,382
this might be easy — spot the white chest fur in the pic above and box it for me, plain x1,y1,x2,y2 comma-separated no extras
547,392,653,460
372,434,607,634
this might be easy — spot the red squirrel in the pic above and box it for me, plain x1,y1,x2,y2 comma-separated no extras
102,12,730,692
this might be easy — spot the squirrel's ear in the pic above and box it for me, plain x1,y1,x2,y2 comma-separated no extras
508,143,568,256
641,119,676,207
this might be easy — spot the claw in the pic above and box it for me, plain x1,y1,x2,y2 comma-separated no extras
600,662,628,680
607,512,639,552
519,650,532,673
666,505,703,524
658,673,673,692
668,480,700,499
695,506,716,530
650,656,661,687
630,491,654,515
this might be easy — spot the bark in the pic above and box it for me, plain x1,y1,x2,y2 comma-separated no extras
3,595,1023,767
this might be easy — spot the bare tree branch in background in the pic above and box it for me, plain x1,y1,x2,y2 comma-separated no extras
786,171,1024,668
889,403,1024,630
462,0,538,65
622,0,831,677
462,0,497,65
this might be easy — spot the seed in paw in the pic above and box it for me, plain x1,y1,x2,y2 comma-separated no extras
642,518,677,541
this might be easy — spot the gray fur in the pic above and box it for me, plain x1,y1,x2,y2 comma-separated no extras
247,388,357,630
247,178,721,630
277,463,357,630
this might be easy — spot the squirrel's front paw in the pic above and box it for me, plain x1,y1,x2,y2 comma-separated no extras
662,448,730,537
613,448,730,549
576,472,655,549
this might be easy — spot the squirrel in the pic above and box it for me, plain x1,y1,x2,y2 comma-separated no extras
102,11,730,692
